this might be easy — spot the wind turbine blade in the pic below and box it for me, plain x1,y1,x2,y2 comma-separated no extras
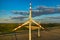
32,20,44,29
12,21,30,31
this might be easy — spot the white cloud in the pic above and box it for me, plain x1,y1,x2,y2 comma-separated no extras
33,14,60,23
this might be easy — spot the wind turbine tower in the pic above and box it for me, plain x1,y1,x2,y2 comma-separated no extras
13,1,44,40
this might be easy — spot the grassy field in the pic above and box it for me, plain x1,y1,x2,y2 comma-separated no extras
0,27,60,40
0,23,60,40
0,23,60,32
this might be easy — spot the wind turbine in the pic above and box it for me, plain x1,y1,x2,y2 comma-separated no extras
12,1,44,40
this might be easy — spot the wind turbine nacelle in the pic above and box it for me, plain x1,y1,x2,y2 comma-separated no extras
25,26,39,30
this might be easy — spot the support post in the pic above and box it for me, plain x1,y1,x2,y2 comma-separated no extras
38,27,40,37
14,32,17,40
29,21,31,40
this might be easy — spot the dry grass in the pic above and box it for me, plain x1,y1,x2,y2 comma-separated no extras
0,27,60,40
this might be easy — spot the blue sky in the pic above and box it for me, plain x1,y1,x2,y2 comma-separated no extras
0,0,60,23
0,0,60,10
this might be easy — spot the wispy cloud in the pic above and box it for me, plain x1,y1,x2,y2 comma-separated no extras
36,5,60,13
47,16,60,19
11,10,29,15
11,5,60,18
33,14,60,23
11,15,28,20
0,5,60,23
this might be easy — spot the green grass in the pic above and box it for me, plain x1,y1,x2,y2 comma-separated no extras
0,23,60,33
